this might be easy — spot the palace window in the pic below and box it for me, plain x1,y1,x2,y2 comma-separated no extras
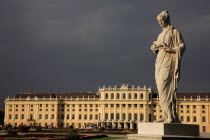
90,104,92,107
46,104,48,107
16,105,18,107
193,105,196,109
128,113,132,121
180,116,183,121
180,105,183,108
140,113,144,122
140,93,143,99
116,113,120,120
105,113,108,120
111,104,114,107
116,104,120,107
111,113,114,120
22,105,24,107
117,93,120,99
84,114,87,120
134,93,138,99
122,113,126,120
129,93,132,99
122,104,126,107
123,93,126,99
21,114,24,119
90,114,93,120
52,104,55,107
66,114,69,119
72,114,75,120
95,114,98,120
30,114,33,120
79,104,82,107
187,116,190,122
9,114,12,119
193,116,196,122
202,116,206,122
39,114,42,119
140,104,143,108
105,104,108,107
40,104,42,107
79,114,82,119
134,113,138,121
186,105,190,109
128,104,131,108
111,93,114,99
202,105,205,109
202,126,206,132
51,114,54,119
105,93,109,99
45,114,48,119
61,114,64,119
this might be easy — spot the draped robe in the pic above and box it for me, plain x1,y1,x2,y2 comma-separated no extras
153,26,185,122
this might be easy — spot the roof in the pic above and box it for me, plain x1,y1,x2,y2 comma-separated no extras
15,92,98,98
153,93,210,99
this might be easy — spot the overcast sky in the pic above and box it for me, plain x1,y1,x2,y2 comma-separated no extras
0,1,210,108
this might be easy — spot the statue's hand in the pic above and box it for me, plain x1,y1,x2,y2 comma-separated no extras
153,41,164,47
161,47,176,53
151,45,159,51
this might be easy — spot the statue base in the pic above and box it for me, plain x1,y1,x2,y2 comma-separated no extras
127,122,205,140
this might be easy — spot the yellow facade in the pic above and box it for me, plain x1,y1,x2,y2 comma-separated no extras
4,84,210,132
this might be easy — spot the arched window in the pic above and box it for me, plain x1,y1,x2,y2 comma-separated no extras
123,93,126,99
95,114,98,120
105,93,108,99
140,113,144,122
111,93,114,99
105,113,108,120
134,93,138,99
30,114,33,120
128,113,132,120
122,113,126,120
149,93,152,100
117,93,120,99
116,113,120,120
149,113,152,122
140,93,144,99
111,113,114,120
134,113,138,121
129,93,132,99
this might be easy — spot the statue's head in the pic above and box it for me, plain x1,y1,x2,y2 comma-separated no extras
157,10,170,27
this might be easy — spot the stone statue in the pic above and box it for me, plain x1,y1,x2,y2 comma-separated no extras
151,10,186,123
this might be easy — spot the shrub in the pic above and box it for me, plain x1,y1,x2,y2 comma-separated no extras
18,125,30,132
35,126,42,132
99,127,105,131
7,131,18,135
66,133,80,140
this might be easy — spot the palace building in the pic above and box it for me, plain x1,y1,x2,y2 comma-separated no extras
4,84,210,132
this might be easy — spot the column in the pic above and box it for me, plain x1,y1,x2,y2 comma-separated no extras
144,104,147,122
124,121,127,129
120,104,122,121
126,104,128,121
130,121,133,129
12,104,15,121
118,122,121,129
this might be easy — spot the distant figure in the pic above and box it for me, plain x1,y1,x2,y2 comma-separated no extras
151,10,185,123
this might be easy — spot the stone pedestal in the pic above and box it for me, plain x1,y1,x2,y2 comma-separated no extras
127,123,206,140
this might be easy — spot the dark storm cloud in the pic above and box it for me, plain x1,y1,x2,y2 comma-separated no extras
0,0,210,108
